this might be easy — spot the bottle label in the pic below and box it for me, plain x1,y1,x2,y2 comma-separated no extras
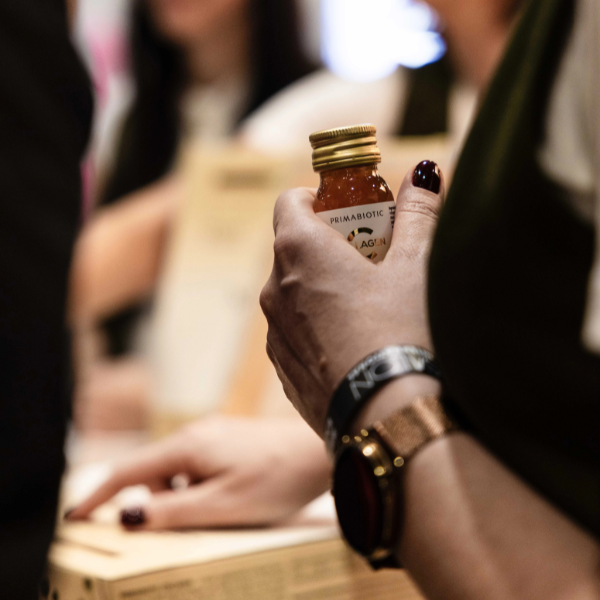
316,201,396,263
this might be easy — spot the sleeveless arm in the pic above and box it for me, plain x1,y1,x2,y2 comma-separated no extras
353,378,600,600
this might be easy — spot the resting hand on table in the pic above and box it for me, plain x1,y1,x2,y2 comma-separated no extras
66,416,331,529
259,165,445,435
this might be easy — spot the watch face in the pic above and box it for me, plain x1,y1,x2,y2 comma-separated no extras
333,444,384,556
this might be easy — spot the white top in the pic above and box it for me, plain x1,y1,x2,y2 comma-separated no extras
537,0,600,353
239,68,408,149
178,68,411,149
180,75,251,143
240,67,478,155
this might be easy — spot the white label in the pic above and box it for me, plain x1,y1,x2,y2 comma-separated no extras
316,201,395,263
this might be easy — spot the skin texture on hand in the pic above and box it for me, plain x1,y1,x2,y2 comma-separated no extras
66,416,331,529
260,167,445,435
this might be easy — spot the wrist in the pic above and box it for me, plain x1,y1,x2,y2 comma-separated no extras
333,380,452,570
350,374,442,435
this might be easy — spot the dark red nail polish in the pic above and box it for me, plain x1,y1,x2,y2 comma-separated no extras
412,160,441,194
120,506,146,527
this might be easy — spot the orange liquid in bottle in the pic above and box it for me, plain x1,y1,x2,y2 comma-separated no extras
314,165,394,212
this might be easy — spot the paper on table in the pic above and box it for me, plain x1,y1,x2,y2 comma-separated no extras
55,461,339,581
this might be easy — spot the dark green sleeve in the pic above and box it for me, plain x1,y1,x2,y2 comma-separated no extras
429,0,600,539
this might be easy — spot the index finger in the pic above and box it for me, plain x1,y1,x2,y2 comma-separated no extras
271,187,361,268
272,187,318,235
66,436,190,520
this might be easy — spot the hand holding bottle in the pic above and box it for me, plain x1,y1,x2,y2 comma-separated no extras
260,160,444,435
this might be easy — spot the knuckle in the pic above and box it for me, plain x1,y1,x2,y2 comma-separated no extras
265,340,276,363
266,330,280,360
398,197,441,222
279,272,301,295
398,233,432,262
273,222,317,269
273,188,303,229
273,189,295,213
272,232,300,263
259,285,272,316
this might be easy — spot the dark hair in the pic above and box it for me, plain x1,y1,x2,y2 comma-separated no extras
100,0,315,356
101,0,315,206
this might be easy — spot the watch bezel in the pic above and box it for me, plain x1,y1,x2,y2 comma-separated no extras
332,430,404,569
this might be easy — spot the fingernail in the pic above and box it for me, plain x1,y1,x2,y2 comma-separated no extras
63,508,75,520
120,506,146,527
412,160,441,194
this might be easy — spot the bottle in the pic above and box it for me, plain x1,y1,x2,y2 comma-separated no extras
310,124,395,263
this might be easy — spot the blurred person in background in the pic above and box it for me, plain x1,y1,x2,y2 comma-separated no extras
68,0,524,534
69,0,317,430
70,0,483,432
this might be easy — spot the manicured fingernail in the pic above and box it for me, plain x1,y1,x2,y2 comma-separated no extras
412,160,441,194
63,508,75,520
120,506,146,527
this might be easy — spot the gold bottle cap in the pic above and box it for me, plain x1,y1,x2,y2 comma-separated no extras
309,124,381,173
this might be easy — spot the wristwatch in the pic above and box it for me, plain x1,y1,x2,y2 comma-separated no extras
325,345,443,455
332,395,457,569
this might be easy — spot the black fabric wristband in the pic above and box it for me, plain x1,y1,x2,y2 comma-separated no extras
324,345,442,454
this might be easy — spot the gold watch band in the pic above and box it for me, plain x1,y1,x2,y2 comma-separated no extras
371,396,457,461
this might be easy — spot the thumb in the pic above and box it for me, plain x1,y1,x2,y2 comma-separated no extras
387,160,445,261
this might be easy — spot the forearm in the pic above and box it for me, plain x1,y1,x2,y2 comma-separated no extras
69,177,178,324
354,380,600,600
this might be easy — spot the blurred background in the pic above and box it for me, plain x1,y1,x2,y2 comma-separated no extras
74,0,448,186
67,0,478,464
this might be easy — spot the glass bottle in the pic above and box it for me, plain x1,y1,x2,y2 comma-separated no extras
309,124,395,263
